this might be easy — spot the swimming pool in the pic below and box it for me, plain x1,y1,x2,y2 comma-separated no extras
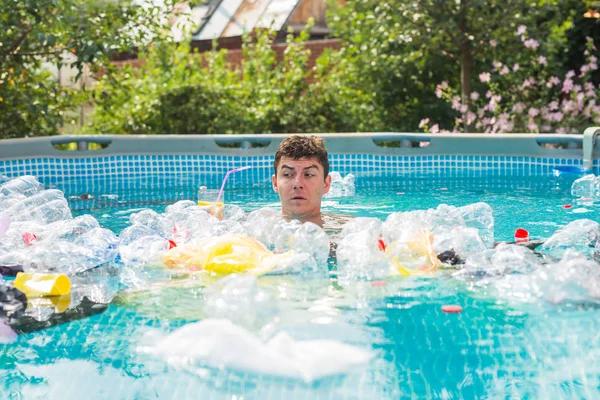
1,133,600,399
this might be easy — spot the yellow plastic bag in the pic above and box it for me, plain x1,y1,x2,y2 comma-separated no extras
164,234,294,275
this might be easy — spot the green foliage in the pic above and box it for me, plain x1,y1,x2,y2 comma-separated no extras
0,0,174,138
328,0,581,132
89,24,382,135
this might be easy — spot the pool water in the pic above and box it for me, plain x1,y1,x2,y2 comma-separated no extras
2,173,600,399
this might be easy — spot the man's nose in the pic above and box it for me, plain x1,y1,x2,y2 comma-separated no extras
293,175,304,188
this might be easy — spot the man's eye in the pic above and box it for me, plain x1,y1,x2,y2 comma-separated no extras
305,173,314,177
283,173,291,177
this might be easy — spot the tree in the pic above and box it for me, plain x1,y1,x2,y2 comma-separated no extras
0,0,175,138
88,26,382,135
329,0,579,131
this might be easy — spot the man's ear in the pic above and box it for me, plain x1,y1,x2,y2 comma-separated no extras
323,174,332,194
272,174,279,192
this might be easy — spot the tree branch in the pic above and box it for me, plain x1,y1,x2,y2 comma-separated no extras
0,50,63,58
5,24,33,56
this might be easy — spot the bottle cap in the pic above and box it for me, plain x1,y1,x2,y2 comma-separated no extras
514,228,529,243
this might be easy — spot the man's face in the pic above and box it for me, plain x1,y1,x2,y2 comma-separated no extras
272,157,331,218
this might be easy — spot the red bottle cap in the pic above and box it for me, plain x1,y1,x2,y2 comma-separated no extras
22,232,37,246
442,305,463,313
514,228,529,243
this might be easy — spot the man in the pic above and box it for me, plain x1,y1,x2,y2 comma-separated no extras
271,135,332,227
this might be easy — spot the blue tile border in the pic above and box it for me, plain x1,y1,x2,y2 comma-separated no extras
0,154,590,196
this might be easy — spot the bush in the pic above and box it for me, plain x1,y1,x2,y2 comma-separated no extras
89,24,384,135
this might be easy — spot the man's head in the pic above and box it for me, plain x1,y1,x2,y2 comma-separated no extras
272,135,331,220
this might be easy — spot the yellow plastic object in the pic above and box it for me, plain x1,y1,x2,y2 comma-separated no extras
28,294,72,313
14,272,71,297
163,234,294,275
198,201,224,218
197,201,224,207
386,230,440,275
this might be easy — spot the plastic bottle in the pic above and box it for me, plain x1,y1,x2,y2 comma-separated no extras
14,272,71,297
0,176,44,198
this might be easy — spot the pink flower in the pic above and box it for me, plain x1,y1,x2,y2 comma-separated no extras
566,70,575,79
562,100,575,113
541,125,551,132
460,104,468,113
546,76,560,88
500,66,510,75
486,90,493,98
419,118,429,128
435,82,448,98
489,40,497,47
451,96,462,111
430,124,440,134
524,39,539,50
479,72,491,83
548,101,559,111
470,92,480,101
553,112,564,122
513,64,520,72
512,102,526,113
493,61,503,71
557,128,568,134
528,108,539,117
537,56,547,65
528,121,539,133
516,25,527,36
562,78,574,93
466,112,476,125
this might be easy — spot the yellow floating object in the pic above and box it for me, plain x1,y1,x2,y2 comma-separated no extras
14,272,71,297
28,294,72,313
386,229,440,275
163,234,294,275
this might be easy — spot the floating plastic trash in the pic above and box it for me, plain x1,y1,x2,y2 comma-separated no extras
0,283,27,319
0,215,10,240
0,264,24,277
553,165,591,177
514,228,529,243
139,318,374,383
14,272,71,297
163,234,295,275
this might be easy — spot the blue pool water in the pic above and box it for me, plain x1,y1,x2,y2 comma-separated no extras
2,173,600,399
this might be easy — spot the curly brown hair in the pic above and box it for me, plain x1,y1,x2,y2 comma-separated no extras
273,135,329,178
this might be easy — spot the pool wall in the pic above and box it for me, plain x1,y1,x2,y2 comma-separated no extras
0,131,599,193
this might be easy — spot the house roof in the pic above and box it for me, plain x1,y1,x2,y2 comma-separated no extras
192,0,301,42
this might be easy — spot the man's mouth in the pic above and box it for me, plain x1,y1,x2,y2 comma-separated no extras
290,196,307,201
